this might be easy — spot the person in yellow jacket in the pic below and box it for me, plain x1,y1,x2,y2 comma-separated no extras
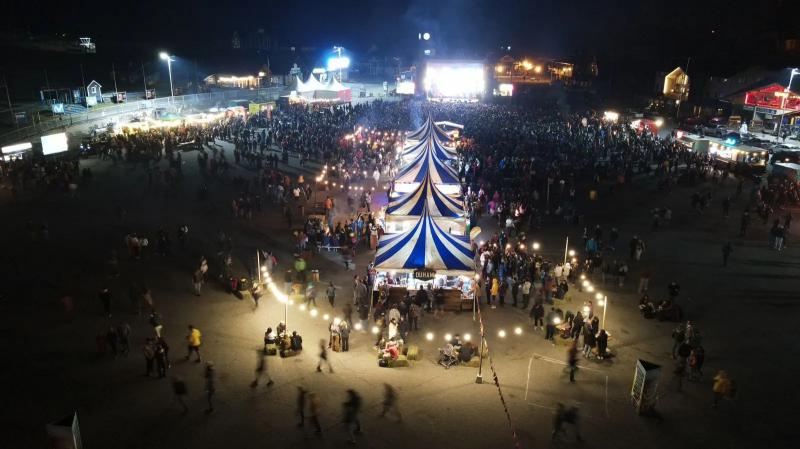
490,277,500,309
186,325,202,363
712,370,731,408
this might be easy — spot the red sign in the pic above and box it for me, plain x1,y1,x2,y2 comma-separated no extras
744,83,800,111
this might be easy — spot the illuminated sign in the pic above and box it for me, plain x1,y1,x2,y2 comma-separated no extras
41,132,69,155
327,57,350,71
744,83,800,112
1,142,32,154
413,269,436,280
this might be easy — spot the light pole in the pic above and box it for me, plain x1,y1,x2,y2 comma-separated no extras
333,46,344,81
596,292,609,330
776,68,799,140
159,52,175,102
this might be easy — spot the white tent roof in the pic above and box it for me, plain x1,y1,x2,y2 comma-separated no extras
304,74,326,91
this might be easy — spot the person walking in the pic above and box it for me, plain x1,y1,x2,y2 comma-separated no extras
582,323,596,358
171,376,189,413
326,281,337,308
339,320,351,352
545,308,556,342
307,391,323,434
552,403,583,442
192,269,203,296
98,287,112,318
155,342,168,378
567,342,579,383
186,325,202,363
343,389,363,444
142,338,156,377
722,242,733,267
596,329,609,360
250,352,275,388
530,302,544,330
204,361,216,413
712,370,732,408
117,322,131,356
296,386,308,427
316,339,333,373
379,383,402,421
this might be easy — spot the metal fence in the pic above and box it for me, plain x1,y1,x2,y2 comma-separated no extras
0,87,284,146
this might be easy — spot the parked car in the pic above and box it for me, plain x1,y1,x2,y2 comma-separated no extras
702,123,728,137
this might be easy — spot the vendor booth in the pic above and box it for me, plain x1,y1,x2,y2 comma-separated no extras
373,207,476,310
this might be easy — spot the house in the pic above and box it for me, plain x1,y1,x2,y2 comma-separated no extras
86,80,102,105
662,67,690,102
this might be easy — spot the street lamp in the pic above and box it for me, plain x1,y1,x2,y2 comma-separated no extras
776,68,800,140
596,292,609,330
332,46,346,81
159,52,175,102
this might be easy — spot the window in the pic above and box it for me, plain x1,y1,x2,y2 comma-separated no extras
91,86,97,94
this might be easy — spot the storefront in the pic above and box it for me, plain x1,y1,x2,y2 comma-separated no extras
1,141,33,161
744,83,800,133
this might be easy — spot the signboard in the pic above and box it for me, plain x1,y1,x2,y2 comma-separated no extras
2,142,33,154
744,83,800,111
631,359,661,414
413,269,436,280
248,103,262,114
41,132,69,155
52,103,65,114
46,412,83,449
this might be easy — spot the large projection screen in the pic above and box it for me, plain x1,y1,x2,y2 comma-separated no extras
423,61,485,100
41,132,69,155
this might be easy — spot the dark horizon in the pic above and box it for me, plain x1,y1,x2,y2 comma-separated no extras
2,0,799,101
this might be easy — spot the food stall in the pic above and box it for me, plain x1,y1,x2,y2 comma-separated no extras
373,207,476,310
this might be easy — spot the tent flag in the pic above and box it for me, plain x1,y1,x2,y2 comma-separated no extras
374,206,474,272
387,172,463,217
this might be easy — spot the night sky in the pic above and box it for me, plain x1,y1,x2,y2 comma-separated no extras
3,0,799,96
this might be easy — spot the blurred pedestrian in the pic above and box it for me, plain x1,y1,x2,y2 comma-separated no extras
142,337,155,377
308,392,323,434
316,339,333,373
186,325,202,362
712,370,732,408
327,281,337,308
552,403,582,442
343,389,363,444
98,287,112,318
250,352,274,388
117,322,131,356
204,362,216,413
379,383,402,421
567,341,578,383
296,386,308,427
171,376,188,413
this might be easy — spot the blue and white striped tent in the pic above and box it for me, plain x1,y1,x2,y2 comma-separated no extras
394,142,459,186
406,116,452,143
387,172,463,218
374,206,474,274
400,133,457,162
